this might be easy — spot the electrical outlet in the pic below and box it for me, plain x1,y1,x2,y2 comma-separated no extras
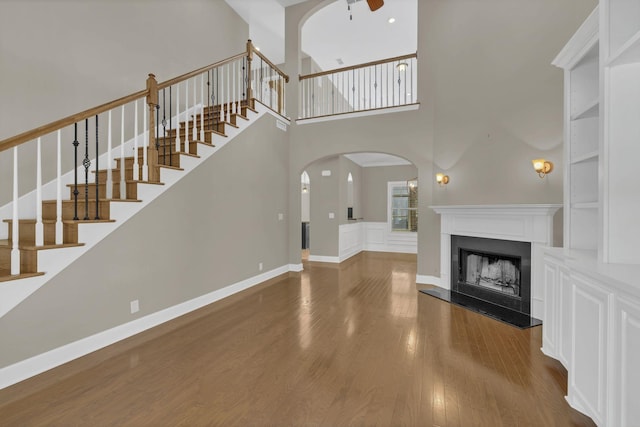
130,300,139,314
259,262,263,271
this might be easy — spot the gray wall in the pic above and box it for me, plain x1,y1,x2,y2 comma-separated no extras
0,0,249,204
362,165,418,222
0,114,289,368
306,156,339,257
285,0,596,278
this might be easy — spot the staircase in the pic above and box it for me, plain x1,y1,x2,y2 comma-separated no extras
0,40,288,319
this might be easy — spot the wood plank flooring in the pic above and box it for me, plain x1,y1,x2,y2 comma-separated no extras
0,252,595,426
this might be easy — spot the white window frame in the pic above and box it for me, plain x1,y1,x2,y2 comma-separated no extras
387,181,417,233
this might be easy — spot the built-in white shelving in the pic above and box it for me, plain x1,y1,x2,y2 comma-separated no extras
543,4,640,427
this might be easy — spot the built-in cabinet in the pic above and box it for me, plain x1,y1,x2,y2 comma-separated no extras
544,3,640,426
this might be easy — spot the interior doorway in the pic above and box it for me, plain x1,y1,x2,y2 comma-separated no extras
301,171,310,260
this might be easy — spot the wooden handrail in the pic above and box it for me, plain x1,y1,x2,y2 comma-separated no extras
157,52,247,90
299,52,417,81
252,48,290,83
0,90,148,153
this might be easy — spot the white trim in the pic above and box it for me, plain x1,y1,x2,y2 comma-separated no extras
288,263,304,272
307,255,340,263
552,6,599,69
0,264,290,390
416,275,442,286
296,103,420,125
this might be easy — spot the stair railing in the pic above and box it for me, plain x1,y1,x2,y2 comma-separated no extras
298,53,418,120
0,40,288,277
249,44,290,117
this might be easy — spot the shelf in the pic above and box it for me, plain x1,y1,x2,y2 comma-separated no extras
607,28,640,67
571,202,598,209
570,98,599,120
570,150,598,164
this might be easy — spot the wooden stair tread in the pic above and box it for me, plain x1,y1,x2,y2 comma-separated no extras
159,165,183,171
0,239,85,251
206,130,227,138
42,198,141,203
0,271,45,283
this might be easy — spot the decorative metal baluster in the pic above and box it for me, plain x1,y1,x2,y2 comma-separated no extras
208,70,212,135
169,87,172,166
242,57,246,113
95,115,100,219
55,130,63,244
73,124,79,220
397,62,402,106
83,119,90,220
156,103,160,157
219,66,224,123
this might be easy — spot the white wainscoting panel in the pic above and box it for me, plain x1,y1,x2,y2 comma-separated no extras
618,296,640,427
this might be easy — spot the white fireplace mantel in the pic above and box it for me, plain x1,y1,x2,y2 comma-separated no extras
429,204,562,320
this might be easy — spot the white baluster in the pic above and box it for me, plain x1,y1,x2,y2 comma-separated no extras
232,61,236,115
192,77,197,144
11,147,19,275
133,101,139,181
175,83,181,153
35,137,44,246
200,74,205,141
120,105,126,199
106,111,113,198
219,66,225,122
185,79,190,147
55,130,63,245
227,63,232,121
143,104,149,181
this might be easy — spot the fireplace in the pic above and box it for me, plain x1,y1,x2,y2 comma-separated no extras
451,235,531,315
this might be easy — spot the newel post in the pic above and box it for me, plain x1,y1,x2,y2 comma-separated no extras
146,73,160,182
246,39,254,109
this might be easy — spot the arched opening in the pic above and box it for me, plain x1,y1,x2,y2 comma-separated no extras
301,171,311,259
300,151,418,264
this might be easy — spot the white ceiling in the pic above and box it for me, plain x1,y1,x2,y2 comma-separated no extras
225,0,416,70
344,153,411,167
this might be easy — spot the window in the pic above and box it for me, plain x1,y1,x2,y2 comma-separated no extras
388,180,418,232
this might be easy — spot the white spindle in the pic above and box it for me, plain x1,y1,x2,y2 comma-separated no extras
232,61,236,115
35,137,44,246
11,147,19,275
143,104,149,181
106,111,113,198
54,130,63,245
175,84,181,153
219,65,225,122
185,79,190,146
227,63,231,121
192,77,197,144
120,105,126,199
200,74,205,142
133,101,139,181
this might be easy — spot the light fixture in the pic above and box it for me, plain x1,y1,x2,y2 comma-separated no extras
436,173,449,185
407,178,417,189
396,62,408,72
302,185,308,193
532,158,553,178
388,17,396,23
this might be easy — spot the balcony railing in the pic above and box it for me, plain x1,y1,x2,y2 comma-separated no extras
298,53,417,120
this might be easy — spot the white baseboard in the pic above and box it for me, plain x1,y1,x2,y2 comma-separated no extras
0,264,289,390
288,263,304,272
308,255,340,263
416,274,445,287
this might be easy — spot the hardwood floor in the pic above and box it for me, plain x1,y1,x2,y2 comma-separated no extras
0,252,595,426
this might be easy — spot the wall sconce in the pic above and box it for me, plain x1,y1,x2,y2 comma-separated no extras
396,62,408,72
302,185,308,193
532,159,554,178
436,173,449,185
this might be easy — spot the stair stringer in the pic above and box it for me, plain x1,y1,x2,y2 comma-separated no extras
0,104,279,320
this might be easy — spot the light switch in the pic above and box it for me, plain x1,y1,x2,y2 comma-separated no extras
329,212,335,219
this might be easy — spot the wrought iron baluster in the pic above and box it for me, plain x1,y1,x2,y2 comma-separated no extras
94,115,99,219
169,87,172,166
83,119,90,220
73,123,79,220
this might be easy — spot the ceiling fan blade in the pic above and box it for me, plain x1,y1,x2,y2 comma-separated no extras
366,0,384,12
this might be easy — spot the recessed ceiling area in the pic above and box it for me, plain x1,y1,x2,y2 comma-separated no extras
225,0,417,71
344,153,412,167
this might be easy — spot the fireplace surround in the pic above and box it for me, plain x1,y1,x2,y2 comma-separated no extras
427,204,561,321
